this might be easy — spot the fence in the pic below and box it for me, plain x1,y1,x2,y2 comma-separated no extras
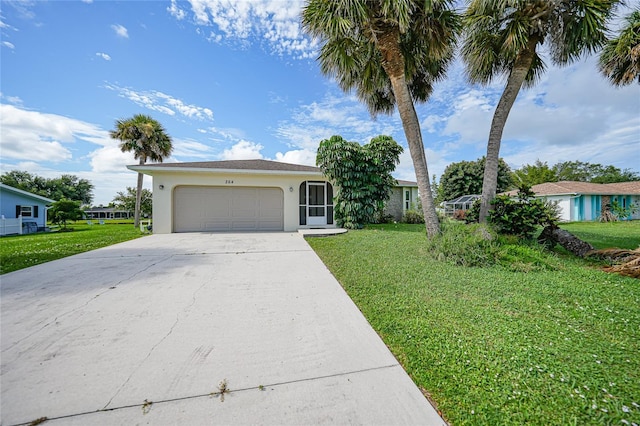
0,216,22,236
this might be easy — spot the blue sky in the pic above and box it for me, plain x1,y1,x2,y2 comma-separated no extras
1,0,639,206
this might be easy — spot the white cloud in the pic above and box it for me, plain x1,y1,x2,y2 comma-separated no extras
0,104,111,163
2,41,15,49
81,0,93,3
221,140,264,160
111,24,129,38
173,0,317,58
105,83,214,121
276,92,402,151
273,149,316,166
430,54,640,174
167,0,186,20
96,52,111,61
171,138,213,159
1,93,23,105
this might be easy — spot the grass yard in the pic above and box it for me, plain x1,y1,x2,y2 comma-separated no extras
561,221,640,250
307,222,640,425
0,222,145,274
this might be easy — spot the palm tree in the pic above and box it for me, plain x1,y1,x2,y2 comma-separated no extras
462,0,620,223
302,0,460,238
110,114,173,228
600,8,640,86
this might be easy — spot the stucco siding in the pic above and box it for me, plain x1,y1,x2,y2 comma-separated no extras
150,171,329,233
385,188,404,221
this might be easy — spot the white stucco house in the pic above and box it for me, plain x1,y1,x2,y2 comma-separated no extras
128,159,418,233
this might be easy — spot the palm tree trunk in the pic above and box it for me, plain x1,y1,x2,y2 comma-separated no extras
377,29,440,238
134,158,144,228
479,39,538,223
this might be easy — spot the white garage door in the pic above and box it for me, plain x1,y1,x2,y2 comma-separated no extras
174,186,284,232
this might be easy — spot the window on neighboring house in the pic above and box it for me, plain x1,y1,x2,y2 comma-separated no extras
20,205,32,217
15,205,38,218
405,190,411,210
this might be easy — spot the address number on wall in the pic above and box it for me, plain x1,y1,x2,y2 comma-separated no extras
225,180,234,184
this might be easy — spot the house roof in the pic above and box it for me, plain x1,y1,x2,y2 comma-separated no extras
0,183,55,204
395,179,418,187
129,159,322,174
129,159,417,188
504,181,640,196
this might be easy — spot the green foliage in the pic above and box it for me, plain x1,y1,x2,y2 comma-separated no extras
402,209,424,224
560,221,640,250
603,199,640,222
464,199,481,223
512,160,640,186
0,224,143,274
423,222,501,267
552,160,639,183
316,135,403,229
438,157,512,202
112,187,152,218
48,199,84,230
110,114,172,227
0,170,94,204
307,223,640,425
489,185,560,239
600,8,640,86
512,159,558,186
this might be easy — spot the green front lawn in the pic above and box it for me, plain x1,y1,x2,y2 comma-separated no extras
307,222,640,425
560,221,640,250
0,223,145,274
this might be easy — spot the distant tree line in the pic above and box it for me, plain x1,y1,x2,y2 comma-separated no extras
437,158,639,202
0,170,94,205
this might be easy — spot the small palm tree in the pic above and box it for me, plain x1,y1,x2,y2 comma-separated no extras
110,114,173,227
462,0,620,223
600,8,640,86
302,0,460,237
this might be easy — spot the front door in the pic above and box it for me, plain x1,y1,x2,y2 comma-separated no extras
307,182,326,226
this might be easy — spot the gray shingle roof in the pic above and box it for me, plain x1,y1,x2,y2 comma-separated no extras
503,181,640,196
132,159,321,173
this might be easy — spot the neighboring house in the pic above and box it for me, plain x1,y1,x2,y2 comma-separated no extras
0,183,55,235
443,194,481,216
504,181,640,222
128,159,417,233
84,207,133,220
385,180,420,221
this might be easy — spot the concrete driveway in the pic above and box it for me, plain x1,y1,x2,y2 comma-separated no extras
1,233,444,425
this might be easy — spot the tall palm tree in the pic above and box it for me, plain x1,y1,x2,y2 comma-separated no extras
302,0,460,238
462,0,620,223
600,8,640,86
110,114,173,227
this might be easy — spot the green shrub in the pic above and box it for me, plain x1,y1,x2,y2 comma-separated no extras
489,185,559,239
423,222,500,267
402,209,424,224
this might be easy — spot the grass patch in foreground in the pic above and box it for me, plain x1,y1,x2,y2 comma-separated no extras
0,223,145,274
307,223,639,425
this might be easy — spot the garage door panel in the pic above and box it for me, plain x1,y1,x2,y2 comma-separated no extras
174,186,283,232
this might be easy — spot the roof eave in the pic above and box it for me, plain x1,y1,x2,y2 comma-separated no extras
127,165,325,177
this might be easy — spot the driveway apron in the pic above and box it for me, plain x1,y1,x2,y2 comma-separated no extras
1,233,445,425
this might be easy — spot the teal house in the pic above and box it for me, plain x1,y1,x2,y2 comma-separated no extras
512,181,640,222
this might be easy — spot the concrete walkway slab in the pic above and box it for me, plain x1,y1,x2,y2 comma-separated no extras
1,233,444,425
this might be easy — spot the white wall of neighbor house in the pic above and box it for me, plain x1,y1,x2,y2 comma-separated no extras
149,171,329,233
541,196,572,222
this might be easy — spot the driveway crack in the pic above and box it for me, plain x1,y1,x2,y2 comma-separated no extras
101,278,208,410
